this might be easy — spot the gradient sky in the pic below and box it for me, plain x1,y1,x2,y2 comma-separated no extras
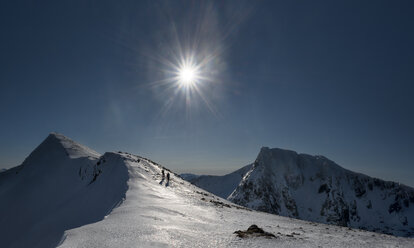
1,0,413,186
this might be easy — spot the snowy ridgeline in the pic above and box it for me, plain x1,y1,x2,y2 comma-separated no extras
184,147,414,238
0,133,413,248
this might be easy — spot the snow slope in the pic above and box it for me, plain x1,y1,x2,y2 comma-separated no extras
1,134,413,247
185,147,414,237
0,133,128,248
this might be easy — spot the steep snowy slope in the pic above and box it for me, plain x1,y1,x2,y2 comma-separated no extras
1,134,413,247
0,133,128,248
185,147,414,237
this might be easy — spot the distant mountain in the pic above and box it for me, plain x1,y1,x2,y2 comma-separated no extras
184,147,414,237
181,164,253,199
179,173,200,181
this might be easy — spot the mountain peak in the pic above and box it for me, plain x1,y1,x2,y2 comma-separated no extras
47,132,69,141
258,147,298,159
260,146,270,152
255,147,299,171
20,133,100,170
45,132,100,159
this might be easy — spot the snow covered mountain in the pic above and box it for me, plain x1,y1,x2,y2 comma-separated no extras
0,133,129,248
184,147,414,237
1,134,413,248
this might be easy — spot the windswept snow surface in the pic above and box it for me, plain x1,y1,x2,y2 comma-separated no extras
1,134,413,247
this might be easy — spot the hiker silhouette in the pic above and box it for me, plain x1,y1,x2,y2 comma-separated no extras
165,173,170,187
159,170,165,185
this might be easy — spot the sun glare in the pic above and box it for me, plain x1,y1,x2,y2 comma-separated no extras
152,44,221,115
178,65,198,86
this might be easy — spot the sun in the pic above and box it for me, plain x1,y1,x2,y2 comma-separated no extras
178,65,198,86
179,67,195,85
154,48,220,115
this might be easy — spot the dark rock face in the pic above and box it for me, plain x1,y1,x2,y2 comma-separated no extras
234,225,276,239
389,201,402,214
318,184,330,194
320,192,350,227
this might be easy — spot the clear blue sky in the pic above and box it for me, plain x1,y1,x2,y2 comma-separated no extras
1,0,413,186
